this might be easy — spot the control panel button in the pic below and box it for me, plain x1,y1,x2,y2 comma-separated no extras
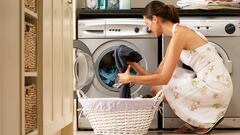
134,27,140,33
225,23,236,34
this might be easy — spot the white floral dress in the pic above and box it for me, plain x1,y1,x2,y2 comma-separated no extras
162,24,233,128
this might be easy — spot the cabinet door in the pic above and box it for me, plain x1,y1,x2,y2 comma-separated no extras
42,0,73,134
62,0,73,126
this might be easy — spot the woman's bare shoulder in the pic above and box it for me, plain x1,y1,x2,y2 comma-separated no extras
174,25,195,42
176,25,208,50
178,25,194,36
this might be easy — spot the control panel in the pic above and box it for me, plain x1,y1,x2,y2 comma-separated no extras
180,17,240,37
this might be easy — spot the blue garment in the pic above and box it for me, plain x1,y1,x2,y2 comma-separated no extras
99,67,118,86
113,45,142,98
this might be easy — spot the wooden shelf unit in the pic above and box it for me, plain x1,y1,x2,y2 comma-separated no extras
2,0,74,134
21,0,40,135
25,72,38,77
24,7,38,19
26,129,38,135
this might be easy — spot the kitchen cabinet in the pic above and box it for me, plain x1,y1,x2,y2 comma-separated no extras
42,0,73,134
0,0,73,135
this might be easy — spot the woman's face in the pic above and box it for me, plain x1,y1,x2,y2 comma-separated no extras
143,16,163,37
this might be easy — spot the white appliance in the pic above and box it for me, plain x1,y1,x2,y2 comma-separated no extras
75,18,159,129
162,17,240,129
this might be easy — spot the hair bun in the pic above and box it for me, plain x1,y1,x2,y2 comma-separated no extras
143,1,179,23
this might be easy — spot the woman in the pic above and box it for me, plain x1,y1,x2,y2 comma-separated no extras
118,1,233,134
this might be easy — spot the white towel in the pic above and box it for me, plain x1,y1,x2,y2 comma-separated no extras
177,0,240,9
177,0,208,9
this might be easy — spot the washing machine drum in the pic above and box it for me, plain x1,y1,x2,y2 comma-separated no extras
93,40,147,96
74,50,95,90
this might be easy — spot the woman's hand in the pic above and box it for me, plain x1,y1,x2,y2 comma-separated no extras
150,85,162,96
118,65,131,84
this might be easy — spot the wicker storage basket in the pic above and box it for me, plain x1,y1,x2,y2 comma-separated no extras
25,84,37,134
77,90,163,135
25,0,37,13
25,22,37,72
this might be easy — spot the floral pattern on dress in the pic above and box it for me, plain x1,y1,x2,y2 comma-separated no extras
172,87,180,100
212,103,223,109
187,118,192,123
208,64,215,72
213,93,219,99
191,79,198,86
190,100,201,111
216,73,232,86
191,79,208,93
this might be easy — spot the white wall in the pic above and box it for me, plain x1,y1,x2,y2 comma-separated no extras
77,0,177,8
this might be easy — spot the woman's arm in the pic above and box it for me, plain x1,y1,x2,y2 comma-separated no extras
129,56,165,75
155,57,165,74
118,33,185,86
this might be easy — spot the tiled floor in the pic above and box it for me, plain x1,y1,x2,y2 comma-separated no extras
74,130,240,135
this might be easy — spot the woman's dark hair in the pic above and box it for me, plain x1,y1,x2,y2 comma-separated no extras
143,1,179,23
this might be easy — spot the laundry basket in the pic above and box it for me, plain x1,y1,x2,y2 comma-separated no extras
77,90,163,135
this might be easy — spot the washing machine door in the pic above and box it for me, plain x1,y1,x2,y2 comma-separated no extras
92,40,147,97
73,40,95,93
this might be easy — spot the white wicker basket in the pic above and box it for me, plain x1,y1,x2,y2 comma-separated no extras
77,90,163,135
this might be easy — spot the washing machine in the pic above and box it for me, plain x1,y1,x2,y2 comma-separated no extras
75,18,159,129
162,17,240,129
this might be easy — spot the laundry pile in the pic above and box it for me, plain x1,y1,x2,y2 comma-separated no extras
113,45,142,98
177,0,240,9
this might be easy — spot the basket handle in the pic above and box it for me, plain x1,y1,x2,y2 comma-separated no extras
153,90,164,101
76,90,88,99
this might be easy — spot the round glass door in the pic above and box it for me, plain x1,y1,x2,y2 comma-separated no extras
74,49,95,91
93,40,147,94
97,48,118,90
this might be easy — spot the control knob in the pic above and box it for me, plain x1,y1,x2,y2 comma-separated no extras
225,23,236,34
134,27,140,33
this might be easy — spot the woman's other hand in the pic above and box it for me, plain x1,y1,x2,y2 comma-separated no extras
118,65,131,84
150,85,162,96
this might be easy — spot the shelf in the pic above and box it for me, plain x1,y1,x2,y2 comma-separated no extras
77,8,240,19
24,72,37,77
24,8,38,19
26,129,38,135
